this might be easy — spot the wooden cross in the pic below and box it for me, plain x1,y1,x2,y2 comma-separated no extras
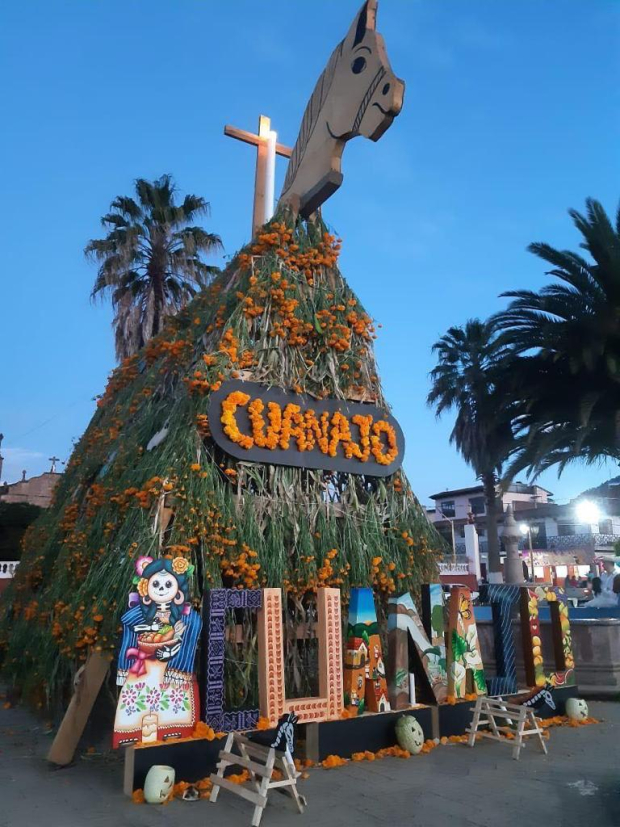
49,456,60,473
224,115,292,239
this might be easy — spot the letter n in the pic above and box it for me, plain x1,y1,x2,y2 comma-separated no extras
387,585,448,708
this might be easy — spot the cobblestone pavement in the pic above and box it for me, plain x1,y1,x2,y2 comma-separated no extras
1,700,619,827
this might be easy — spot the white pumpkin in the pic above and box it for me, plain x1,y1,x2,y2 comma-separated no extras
395,715,425,754
144,764,175,804
565,698,589,722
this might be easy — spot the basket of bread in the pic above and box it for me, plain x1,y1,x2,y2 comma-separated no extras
137,624,177,657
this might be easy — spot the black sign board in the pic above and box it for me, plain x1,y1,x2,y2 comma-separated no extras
207,380,404,477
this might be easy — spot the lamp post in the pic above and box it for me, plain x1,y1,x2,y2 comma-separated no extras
503,504,525,584
519,523,535,582
575,499,602,580
575,499,601,532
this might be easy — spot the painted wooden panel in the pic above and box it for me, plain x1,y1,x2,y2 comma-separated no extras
447,587,486,699
344,588,390,714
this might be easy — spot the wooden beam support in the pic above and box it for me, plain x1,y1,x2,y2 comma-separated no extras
47,652,110,766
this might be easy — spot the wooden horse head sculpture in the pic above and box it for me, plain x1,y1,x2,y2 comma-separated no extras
279,0,404,218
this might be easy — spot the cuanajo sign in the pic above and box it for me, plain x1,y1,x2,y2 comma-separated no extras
208,380,405,476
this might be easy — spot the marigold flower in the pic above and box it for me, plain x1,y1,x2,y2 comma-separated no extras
172,557,190,575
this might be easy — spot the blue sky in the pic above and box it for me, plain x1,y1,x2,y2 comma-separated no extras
1,0,618,507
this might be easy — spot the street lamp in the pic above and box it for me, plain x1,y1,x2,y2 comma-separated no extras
520,523,535,582
576,499,601,527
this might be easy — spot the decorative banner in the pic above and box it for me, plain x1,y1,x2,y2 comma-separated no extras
387,590,447,708
447,587,486,699
201,588,262,732
113,556,202,748
480,584,521,696
258,587,343,726
344,588,390,714
520,586,575,689
208,380,405,477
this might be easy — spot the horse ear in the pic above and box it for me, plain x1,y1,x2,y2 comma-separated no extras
366,0,378,31
346,0,377,49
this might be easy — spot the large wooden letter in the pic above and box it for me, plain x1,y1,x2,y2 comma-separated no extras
344,588,390,715
387,588,447,708
520,586,575,688
447,587,486,699
201,588,263,732
480,584,520,696
258,588,343,725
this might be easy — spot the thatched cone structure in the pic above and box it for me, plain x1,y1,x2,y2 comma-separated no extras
0,211,444,712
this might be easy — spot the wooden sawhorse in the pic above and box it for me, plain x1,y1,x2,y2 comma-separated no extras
467,696,548,760
210,731,307,826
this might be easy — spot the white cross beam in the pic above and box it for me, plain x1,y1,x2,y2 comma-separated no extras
224,115,292,238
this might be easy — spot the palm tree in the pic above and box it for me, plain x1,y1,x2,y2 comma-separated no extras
494,198,620,477
86,174,223,361
428,319,515,579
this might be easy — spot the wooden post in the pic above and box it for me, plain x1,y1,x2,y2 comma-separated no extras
252,116,270,237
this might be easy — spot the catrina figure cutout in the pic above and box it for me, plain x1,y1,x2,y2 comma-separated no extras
113,556,202,748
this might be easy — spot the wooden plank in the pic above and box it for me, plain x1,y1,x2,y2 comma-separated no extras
481,700,527,714
234,736,275,761
218,751,273,778
210,774,267,807
224,125,292,158
47,652,110,766
123,746,136,797
266,779,296,790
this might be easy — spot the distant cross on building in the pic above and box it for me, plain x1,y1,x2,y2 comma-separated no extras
49,456,60,473
224,115,292,238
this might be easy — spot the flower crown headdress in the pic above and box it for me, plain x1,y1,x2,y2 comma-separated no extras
131,555,195,592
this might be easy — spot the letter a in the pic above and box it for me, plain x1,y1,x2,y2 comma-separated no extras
344,588,390,715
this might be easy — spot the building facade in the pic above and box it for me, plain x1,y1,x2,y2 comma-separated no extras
427,482,552,550
427,481,620,582
0,470,61,508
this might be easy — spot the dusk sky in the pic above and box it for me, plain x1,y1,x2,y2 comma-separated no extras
1,0,618,509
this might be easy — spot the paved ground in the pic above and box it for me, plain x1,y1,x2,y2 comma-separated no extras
1,701,620,827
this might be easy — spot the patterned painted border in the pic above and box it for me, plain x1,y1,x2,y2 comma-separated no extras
201,588,262,732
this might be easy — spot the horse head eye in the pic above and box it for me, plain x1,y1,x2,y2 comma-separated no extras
351,56,367,74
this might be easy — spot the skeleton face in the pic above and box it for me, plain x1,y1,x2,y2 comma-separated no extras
147,573,179,604
144,764,175,804
395,715,424,754
565,698,589,722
